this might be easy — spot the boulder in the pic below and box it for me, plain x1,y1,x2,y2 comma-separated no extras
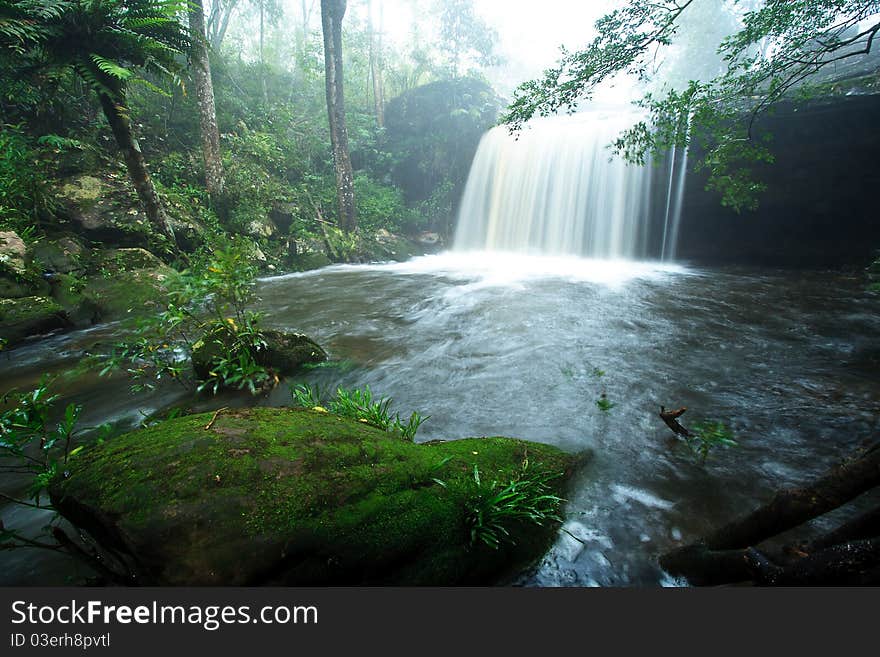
80,259,174,322
0,231,49,299
0,231,27,273
191,326,327,380
49,407,582,585
31,235,87,275
52,174,153,247
269,202,298,234
0,296,69,345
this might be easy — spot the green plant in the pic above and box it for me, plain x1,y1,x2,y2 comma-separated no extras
596,394,615,412
685,421,739,463
466,463,565,550
289,383,428,440
0,377,82,508
101,241,272,395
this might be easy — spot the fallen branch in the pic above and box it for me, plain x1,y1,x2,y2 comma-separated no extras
204,407,228,431
659,406,692,438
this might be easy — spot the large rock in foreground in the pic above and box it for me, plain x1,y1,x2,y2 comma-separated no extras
50,408,582,585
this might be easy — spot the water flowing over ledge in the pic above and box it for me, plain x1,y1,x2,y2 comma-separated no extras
454,111,687,260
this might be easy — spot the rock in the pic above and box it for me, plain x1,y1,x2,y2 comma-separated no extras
0,296,69,345
0,232,50,299
191,326,327,380
48,274,100,326
417,231,442,246
82,248,175,322
245,217,277,239
31,236,87,275
260,329,328,373
0,231,27,274
52,174,153,247
88,247,165,274
50,407,581,585
269,202,298,234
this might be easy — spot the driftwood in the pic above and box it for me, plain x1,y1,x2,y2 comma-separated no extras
659,406,692,438
660,441,880,585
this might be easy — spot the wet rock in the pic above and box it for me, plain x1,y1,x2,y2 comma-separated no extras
191,326,327,380
0,296,69,345
50,407,580,585
0,231,50,299
78,250,175,322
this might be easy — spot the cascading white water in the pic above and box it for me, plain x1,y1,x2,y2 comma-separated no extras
453,112,654,259
453,111,686,261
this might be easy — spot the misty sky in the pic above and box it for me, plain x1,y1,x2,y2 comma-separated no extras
378,0,614,96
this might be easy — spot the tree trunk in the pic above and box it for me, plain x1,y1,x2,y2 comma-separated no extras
259,0,268,105
321,0,357,233
97,91,177,249
367,0,385,128
189,0,226,198
698,442,880,551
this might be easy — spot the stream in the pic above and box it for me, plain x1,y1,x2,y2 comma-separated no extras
2,252,879,585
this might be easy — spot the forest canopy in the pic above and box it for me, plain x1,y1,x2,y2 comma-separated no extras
504,0,880,211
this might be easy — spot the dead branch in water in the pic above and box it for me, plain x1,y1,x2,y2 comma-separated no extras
659,406,692,438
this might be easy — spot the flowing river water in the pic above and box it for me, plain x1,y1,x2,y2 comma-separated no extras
2,252,878,585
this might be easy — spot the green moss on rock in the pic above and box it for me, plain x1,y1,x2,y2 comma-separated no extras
50,407,583,585
0,296,69,344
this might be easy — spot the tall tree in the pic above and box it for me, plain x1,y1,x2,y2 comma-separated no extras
189,0,225,197
205,0,239,49
435,0,498,78
367,0,385,127
0,0,189,250
320,0,357,232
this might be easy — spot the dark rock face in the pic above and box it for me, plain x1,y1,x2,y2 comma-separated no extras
384,78,500,204
0,296,70,344
49,408,581,585
668,94,880,267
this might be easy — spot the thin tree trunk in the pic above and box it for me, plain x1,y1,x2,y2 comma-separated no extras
190,0,226,197
321,0,357,232
97,91,177,249
367,0,384,128
259,0,268,104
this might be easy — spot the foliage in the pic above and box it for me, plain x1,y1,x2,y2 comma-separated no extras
0,0,190,102
290,382,428,440
503,0,880,212
596,394,615,412
100,239,272,394
867,254,880,292
354,173,417,233
0,125,56,231
433,0,501,78
466,463,564,550
684,420,739,463
0,377,82,507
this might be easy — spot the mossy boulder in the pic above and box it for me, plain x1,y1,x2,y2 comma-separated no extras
81,248,175,321
53,174,154,247
49,407,583,585
191,327,328,379
0,296,70,345
31,235,87,275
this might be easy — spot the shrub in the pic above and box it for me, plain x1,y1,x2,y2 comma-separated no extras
290,383,428,440
466,464,565,550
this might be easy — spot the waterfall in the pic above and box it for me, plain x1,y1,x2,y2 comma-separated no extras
453,111,686,261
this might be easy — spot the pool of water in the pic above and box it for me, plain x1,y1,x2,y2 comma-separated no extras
2,252,878,585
